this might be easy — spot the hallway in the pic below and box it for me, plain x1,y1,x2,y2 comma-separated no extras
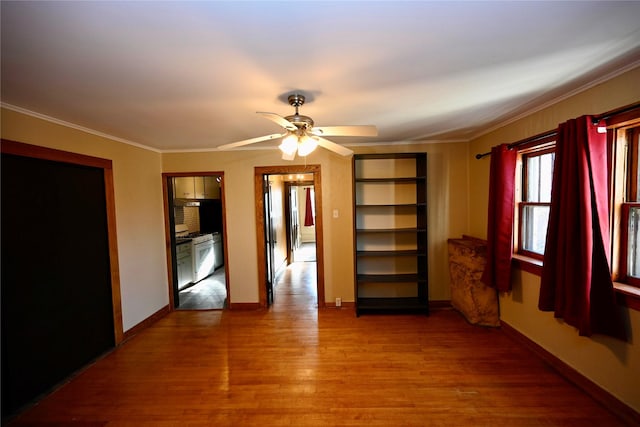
272,261,318,311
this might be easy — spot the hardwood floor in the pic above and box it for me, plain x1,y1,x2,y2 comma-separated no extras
293,242,316,263
177,266,227,310
7,261,629,426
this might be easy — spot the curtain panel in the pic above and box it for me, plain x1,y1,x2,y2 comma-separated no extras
481,144,517,292
304,187,314,227
539,116,625,340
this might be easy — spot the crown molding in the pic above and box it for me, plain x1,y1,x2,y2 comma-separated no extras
1,103,162,154
470,60,640,141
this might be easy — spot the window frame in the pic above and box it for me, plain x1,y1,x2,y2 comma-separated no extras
514,137,556,261
612,120,640,289
618,202,640,287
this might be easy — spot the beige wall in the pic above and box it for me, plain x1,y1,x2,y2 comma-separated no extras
1,108,169,332
162,141,469,304
468,66,640,412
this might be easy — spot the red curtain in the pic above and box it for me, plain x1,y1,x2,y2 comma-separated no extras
539,116,625,340
304,188,314,227
481,144,517,292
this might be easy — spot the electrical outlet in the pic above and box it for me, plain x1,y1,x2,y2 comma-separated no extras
335,297,342,307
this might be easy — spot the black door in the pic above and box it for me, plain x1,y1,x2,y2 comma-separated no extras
263,176,276,305
1,154,115,419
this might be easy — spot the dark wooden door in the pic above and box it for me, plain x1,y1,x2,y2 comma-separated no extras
1,153,115,419
263,177,275,305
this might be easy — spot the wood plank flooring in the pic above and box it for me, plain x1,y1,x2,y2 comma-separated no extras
177,266,227,310
6,261,629,426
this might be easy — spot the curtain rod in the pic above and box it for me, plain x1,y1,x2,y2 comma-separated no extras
475,102,640,160
591,101,640,124
475,130,556,160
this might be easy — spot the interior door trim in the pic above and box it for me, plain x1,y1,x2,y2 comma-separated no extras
254,165,325,308
1,139,124,344
161,171,229,311
285,181,314,265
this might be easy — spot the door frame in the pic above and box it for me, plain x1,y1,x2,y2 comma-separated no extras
1,139,124,344
254,165,325,308
285,180,315,264
263,176,275,305
161,171,229,310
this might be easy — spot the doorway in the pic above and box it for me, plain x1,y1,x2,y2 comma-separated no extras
162,172,229,310
286,181,317,264
254,165,325,308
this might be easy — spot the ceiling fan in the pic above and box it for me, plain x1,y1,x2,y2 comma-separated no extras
217,94,377,160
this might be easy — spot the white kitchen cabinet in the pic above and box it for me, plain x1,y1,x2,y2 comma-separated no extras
175,176,220,199
202,176,220,199
176,242,193,289
174,177,196,199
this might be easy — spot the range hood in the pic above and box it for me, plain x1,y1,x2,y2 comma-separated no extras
174,199,200,207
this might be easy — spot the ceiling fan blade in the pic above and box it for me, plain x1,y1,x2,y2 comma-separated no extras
257,112,298,131
315,136,354,157
217,132,286,150
311,125,378,137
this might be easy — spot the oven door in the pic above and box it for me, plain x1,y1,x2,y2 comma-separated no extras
193,240,215,282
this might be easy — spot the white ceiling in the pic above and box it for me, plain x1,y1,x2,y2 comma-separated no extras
2,1,640,153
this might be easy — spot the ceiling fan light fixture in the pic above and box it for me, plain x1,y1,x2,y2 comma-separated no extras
297,134,318,157
217,91,373,158
279,133,298,155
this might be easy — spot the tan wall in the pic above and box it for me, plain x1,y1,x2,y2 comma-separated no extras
1,107,169,332
468,66,640,412
162,141,469,304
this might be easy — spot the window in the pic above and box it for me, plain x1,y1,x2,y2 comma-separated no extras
506,105,640,307
515,138,556,259
614,122,640,287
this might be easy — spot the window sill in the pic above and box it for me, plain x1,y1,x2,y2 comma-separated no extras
511,254,640,311
512,254,543,276
613,282,640,311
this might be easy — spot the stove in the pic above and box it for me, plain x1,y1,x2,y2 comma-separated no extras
175,223,190,238
190,233,213,244
174,224,215,283
176,226,213,243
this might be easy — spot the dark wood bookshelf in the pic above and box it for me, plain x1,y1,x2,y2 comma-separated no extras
352,153,429,316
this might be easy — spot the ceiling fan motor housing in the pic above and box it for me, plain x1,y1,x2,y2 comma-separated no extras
286,94,313,130
285,114,314,130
